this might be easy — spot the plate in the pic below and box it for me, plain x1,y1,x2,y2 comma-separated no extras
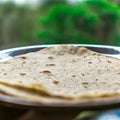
0,44,120,111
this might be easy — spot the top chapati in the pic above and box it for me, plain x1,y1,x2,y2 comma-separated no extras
0,45,120,99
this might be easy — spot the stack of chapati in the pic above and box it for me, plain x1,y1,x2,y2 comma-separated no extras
0,45,120,103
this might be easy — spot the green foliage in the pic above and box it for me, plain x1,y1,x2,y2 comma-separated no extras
37,0,120,45
41,0,67,7
0,0,120,49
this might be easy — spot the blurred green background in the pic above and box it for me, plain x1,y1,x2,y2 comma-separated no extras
0,0,120,49
0,1,120,120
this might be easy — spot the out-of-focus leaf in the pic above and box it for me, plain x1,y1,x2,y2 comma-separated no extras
37,0,120,45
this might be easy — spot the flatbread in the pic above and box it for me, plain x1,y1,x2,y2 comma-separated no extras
0,45,120,100
0,84,74,104
1,84,120,105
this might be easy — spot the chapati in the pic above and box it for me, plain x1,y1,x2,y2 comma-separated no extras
0,45,120,99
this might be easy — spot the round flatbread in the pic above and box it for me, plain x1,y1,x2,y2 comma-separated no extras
0,45,120,100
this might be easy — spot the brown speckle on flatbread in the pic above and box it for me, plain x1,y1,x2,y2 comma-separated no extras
58,53,65,55
82,82,89,85
71,75,76,77
107,60,112,63
48,56,54,59
40,70,51,74
3,61,10,64
19,73,26,76
88,61,92,64
92,53,97,55
19,56,27,59
22,62,26,64
71,58,79,62
46,64,55,66
83,56,87,58
53,80,59,85
4,73,7,75
95,78,99,81
79,47,87,54
82,82,89,88
81,73,85,76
